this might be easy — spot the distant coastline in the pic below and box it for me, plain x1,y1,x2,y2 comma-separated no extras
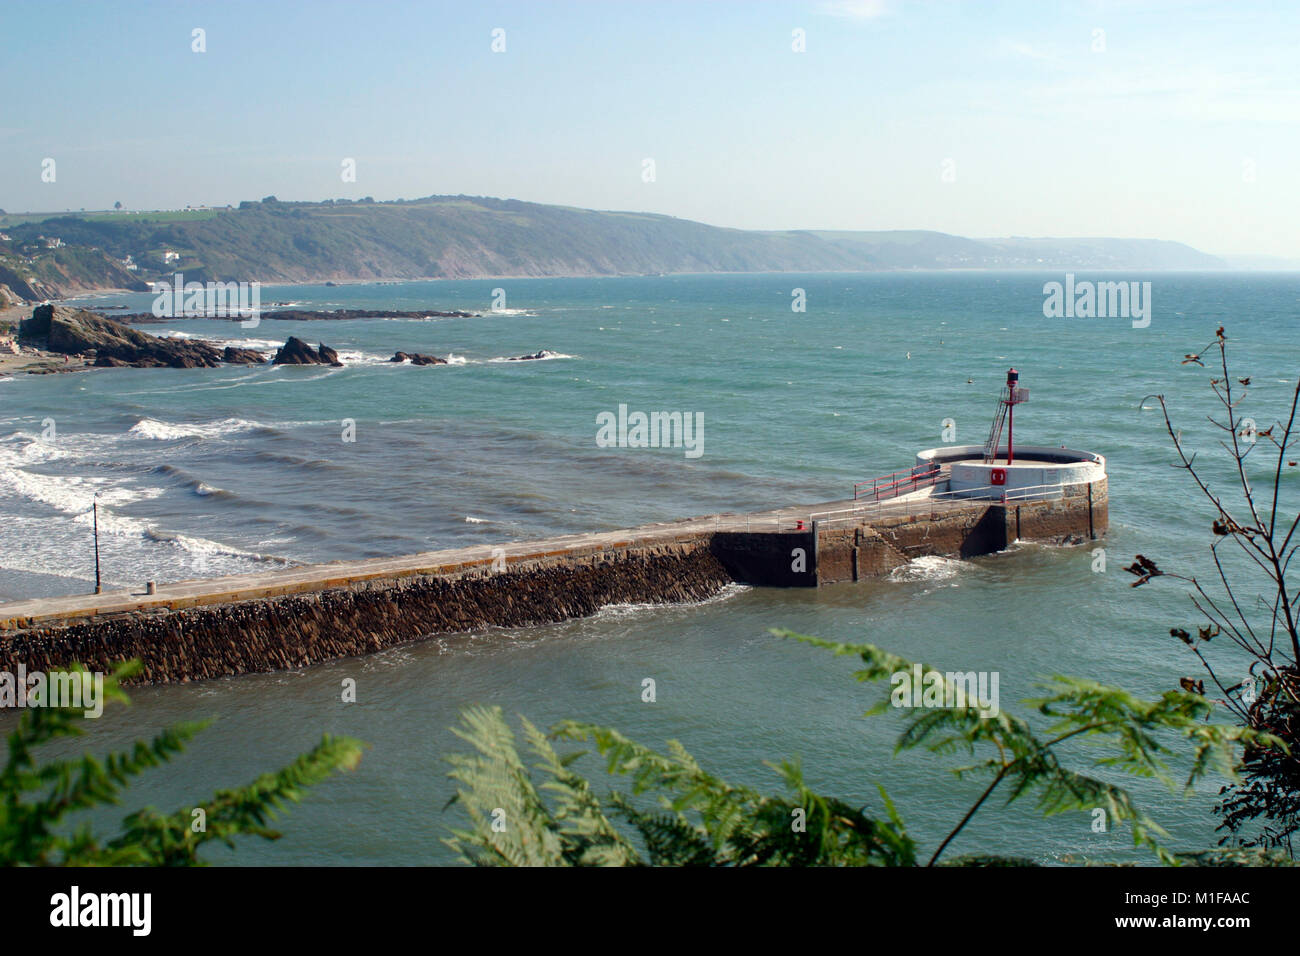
0,193,1241,302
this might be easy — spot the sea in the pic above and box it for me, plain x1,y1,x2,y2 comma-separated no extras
1,271,1297,865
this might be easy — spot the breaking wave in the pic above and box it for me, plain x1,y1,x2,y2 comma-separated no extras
128,417,272,440
888,555,965,583
486,350,574,363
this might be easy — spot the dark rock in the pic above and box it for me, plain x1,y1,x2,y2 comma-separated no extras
20,304,224,367
94,356,130,367
272,336,328,365
317,343,343,367
389,350,447,365
222,346,267,365
505,350,559,361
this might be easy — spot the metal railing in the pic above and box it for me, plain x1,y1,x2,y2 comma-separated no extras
695,478,1094,536
806,478,1093,530
932,479,1079,504
853,465,942,501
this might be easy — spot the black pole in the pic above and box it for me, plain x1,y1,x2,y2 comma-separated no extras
93,498,102,594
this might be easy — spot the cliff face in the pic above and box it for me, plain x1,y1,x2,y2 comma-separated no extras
0,283,26,309
0,248,149,300
0,263,55,301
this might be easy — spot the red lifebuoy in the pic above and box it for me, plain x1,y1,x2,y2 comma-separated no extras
991,468,1007,486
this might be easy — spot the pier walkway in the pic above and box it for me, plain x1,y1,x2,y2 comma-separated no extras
0,475,1106,683
0,487,965,631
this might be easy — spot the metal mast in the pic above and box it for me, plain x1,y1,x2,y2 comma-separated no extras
982,368,1029,464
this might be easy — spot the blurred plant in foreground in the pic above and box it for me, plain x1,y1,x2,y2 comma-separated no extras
444,633,1287,867
0,661,364,866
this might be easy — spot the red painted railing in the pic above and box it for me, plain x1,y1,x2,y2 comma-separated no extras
853,465,942,501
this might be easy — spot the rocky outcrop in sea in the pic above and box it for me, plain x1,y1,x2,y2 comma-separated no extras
19,304,267,369
389,351,447,365
121,307,479,323
272,337,344,366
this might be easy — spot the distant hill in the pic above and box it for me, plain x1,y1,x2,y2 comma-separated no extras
1219,254,1300,271
0,195,1228,297
811,230,1225,271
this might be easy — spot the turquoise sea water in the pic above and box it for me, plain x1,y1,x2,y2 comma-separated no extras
1,271,1297,864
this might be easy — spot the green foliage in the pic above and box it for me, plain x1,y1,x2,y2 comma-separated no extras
780,630,1284,865
443,706,640,866
443,633,1288,867
443,705,914,866
555,723,916,866
0,662,363,866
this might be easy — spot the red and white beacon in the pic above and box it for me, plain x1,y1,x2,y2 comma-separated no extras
984,367,1029,466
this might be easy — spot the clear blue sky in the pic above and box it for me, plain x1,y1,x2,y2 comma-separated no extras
2,0,1297,257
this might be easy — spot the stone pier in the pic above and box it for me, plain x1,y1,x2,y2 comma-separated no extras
0,477,1107,684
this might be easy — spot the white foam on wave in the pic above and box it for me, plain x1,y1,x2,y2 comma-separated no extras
888,555,964,583
209,337,282,351
334,349,393,366
594,582,751,619
0,444,165,572
0,509,285,587
0,461,153,517
131,331,278,355
1,430,69,463
0,472,286,584
464,515,488,524
0,433,150,513
128,417,268,440
143,528,289,563
0,512,127,588
126,369,274,396
386,353,477,367
0,428,289,589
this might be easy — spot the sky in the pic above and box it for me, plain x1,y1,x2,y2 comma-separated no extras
1,0,1297,258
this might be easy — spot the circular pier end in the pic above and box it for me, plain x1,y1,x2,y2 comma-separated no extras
915,444,1106,498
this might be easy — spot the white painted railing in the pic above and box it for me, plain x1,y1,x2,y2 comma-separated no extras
802,478,1094,530
696,478,1097,535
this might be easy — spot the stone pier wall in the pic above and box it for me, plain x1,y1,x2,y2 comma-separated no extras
1,540,731,684
812,478,1106,585
0,480,1106,684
